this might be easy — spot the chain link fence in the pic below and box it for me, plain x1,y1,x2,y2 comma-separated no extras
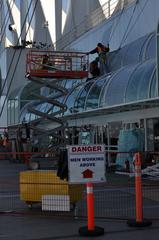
0,151,158,221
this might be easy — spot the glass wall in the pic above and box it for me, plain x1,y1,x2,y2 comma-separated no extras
149,70,157,98
7,99,19,125
147,118,159,152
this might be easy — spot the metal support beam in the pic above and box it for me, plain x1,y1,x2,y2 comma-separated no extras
156,21,159,96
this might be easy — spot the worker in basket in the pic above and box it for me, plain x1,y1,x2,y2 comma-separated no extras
42,54,53,70
89,57,100,78
87,42,110,75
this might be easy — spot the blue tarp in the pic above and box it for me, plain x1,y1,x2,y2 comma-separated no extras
116,128,145,169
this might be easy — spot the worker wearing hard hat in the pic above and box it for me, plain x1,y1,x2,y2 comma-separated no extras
87,42,110,75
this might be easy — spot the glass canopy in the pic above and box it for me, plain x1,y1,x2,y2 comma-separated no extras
19,31,157,123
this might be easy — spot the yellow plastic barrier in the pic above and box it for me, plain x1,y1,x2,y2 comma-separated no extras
20,170,83,207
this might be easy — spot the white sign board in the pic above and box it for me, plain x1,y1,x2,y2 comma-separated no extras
68,145,106,183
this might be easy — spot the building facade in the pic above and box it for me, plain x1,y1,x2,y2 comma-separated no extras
0,0,159,166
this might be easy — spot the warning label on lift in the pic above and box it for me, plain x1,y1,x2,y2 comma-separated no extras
68,145,106,183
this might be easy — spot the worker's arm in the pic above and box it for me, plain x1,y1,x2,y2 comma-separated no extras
105,44,110,52
88,47,98,54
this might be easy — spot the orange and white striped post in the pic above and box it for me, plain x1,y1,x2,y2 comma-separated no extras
127,152,152,227
79,182,104,236
135,152,143,222
87,182,95,230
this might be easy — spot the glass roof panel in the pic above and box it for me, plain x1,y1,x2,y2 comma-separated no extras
30,113,36,121
123,34,148,65
19,31,157,124
145,33,156,60
109,34,151,72
64,79,85,90
125,60,155,102
104,64,138,106
45,103,53,113
85,78,105,110
35,103,42,111
138,60,155,100
99,74,112,107
25,113,31,122
52,97,64,117
74,81,95,113
63,83,85,115
149,70,157,98
39,103,48,112
21,82,41,101
65,79,73,89
109,46,128,72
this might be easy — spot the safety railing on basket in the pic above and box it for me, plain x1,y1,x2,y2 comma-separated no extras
26,50,89,78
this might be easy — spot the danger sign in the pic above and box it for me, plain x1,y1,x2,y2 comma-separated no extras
71,145,103,153
68,144,106,183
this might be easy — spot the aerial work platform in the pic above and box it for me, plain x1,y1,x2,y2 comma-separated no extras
26,50,89,78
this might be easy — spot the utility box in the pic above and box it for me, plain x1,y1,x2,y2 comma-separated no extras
20,170,83,208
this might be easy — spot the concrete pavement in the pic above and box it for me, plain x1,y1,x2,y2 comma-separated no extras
0,160,158,239
0,213,158,240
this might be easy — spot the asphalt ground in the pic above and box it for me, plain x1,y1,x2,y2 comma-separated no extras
0,213,159,240
0,159,159,239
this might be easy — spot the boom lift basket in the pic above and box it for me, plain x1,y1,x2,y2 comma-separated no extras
26,50,89,79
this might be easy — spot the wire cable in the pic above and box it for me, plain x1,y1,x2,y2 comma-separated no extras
0,0,39,117
109,0,148,66
0,0,5,30
118,0,139,49
108,0,138,64
119,0,149,48
1,0,13,33
108,0,125,43
1,0,15,43
26,0,32,42
0,0,33,100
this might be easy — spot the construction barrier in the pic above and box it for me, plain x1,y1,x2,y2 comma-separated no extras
0,150,158,221
87,183,95,231
20,170,83,209
127,152,152,227
79,183,104,236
